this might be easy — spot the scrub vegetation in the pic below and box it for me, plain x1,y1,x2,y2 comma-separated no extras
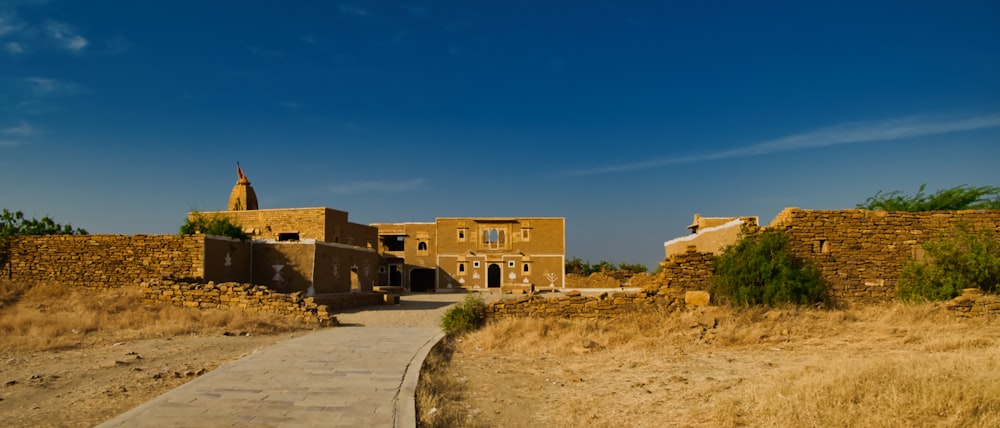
711,226,826,306
179,211,250,240
897,224,1000,301
419,303,1000,427
857,184,1000,211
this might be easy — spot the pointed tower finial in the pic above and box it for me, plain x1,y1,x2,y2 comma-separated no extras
228,162,258,211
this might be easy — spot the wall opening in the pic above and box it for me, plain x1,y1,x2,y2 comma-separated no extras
277,232,300,241
488,263,501,288
411,268,435,292
389,264,402,287
382,235,405,251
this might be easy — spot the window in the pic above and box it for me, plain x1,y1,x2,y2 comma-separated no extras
523,263,530,274
378,266,386,274
382,235,405,251
473,261,480,268
458,229,466,241
277,232,300,241
418,241,428,251
508,260,516,268
481,226,508,249
521,228,530,241
458,263,466,275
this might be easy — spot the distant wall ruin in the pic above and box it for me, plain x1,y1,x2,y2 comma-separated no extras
4,234,206,287
139,279,334,325
771,208,1000,303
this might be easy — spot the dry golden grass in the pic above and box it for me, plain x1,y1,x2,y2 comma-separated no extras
424,302,1000,427
0,280,307,354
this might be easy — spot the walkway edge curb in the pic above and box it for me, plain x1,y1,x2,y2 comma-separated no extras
394,330,446,428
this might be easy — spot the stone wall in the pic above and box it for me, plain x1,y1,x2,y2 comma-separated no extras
488,290,666,319
646,251,716,301
945,288,1000,318
139,279,334,325
771,208,1000,304
4,235,205,287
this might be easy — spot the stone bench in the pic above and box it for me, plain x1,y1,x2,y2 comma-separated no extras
501,284,535,295
374,286,403,304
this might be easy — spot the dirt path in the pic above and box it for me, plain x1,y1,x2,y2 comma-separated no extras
0,292,468,427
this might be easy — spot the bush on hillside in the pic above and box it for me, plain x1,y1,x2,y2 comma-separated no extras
897,224,1000,301
441,294,488,336
179,211,250,241
857,184,1000,211
711,226,826,306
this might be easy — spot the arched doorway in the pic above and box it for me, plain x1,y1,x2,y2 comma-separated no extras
488,263,501,288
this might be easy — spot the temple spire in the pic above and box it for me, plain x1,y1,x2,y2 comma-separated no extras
227,162,259,211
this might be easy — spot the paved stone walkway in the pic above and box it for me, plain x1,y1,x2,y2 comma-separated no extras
98,293,465,428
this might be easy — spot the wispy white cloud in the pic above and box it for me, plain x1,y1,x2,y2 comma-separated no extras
339,4,368,16
0,120,37,148
20,76,86,97
2,120,37,136
10,77,87,113
44,21,87,52
0,13,27,37
562,113,1000,176
328,179,426,194
4,41,23,53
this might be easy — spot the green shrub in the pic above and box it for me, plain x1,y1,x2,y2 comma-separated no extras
2,209,87,279
711,226,826,306
858,184,1000,211
440,294,488,336
179,211,250,241
897,224,1000,301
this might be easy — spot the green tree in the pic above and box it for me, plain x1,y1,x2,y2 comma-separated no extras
1,209,88,278
858,184,1000,212
711,226,826,306
179,211,250,240
897,224,1000,301
565,257,649,275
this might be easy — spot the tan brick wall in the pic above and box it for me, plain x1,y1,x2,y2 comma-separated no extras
4,235,204,287
771,208,1000,304
647,209,1000,306
203,208,330,241
201,208,377,247
945,289,1000,317
488,290,666,319
139,279,334,325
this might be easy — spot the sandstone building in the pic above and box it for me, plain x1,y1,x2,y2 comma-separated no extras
372,218,565,291
664,214,758,258
199,165,565,293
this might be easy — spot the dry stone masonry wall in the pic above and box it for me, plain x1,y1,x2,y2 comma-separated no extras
772,209,1000,304
945,289,1000,317
140,279,334,325
5,235,205,288
488,290,666,319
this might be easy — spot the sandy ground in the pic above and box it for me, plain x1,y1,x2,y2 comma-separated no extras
0,292,467,428
436,305,1000,427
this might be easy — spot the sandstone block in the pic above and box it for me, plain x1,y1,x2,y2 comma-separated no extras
685,291,711,307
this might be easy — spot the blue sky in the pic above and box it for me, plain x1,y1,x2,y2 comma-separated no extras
1,1,998,269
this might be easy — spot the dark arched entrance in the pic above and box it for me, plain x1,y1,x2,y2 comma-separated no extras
488,263,501,288
410,268,435,292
